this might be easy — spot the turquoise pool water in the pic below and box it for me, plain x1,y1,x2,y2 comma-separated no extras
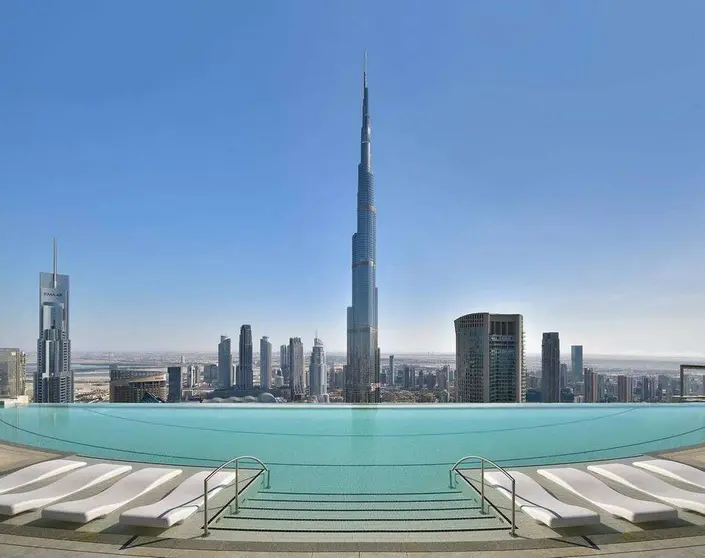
0,403,703,493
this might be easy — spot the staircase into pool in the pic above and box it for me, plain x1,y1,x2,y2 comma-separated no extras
209,474,509,535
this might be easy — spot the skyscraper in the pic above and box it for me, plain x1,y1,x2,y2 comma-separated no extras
584,367,599,402
289,337,305,401
280,344,290,385
260,336,272,391
346,53,379,404
0,349,26,399
455,313,526,403
560,363,568,389
218,335,232,389
388,354,395,385
642,376,656,402
571,345,583,383
238,325,253,389
167,366,183,402
541,332,560,403
36,239,73,403
309,337,327,398
617,375,633,402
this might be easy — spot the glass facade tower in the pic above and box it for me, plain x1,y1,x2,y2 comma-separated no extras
35,240,73,403
238,324,253,389
346,54,380,403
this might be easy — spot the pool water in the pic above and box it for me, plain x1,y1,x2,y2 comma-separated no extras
0,403,703,494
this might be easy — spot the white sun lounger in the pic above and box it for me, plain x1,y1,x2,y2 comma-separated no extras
119,470,236,528
42,467,182,523
0,459,86,495
588,463,705,515
537,467,677,523
0,463,132,516
484,470,600,528
634,459,705,491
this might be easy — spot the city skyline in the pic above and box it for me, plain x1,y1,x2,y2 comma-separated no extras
1,2,704,357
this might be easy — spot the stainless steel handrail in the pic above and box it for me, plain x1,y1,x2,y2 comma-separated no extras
203,455,270,537
450,455,516,537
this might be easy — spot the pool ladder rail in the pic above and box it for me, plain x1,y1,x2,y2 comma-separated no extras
450,455,516,537
203,455,270,537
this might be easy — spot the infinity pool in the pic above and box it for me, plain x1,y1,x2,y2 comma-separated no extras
0,404,703,493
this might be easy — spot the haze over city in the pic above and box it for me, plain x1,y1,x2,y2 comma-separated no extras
1,1,704,357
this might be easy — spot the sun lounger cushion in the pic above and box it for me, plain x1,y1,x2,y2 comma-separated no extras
0,459,86,495
634,459,705,491
42,467,182,523
119,470,236,528
588,463,705,515
0,463,131,516
484,470,600,528
538,467,676,523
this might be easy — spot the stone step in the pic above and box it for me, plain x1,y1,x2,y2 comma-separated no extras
225,507,491,521
240,498,480,511
211,516,507,533
245,490,470,503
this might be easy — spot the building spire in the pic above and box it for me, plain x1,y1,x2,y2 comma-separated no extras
52,238,58,288
360,50,371,169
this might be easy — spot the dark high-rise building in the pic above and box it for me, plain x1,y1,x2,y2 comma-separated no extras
289,337,305,400
36,239,73,403
238,325,253,389
218,335,233,389
584,367,599,402
571,345,583,383
617,375,633,402
560,363,568,389
260,336,272,391
542,332,561,403
346,54,380,404
167,366,183,402
280,344,290,385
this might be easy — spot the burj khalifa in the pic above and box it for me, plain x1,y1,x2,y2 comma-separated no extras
345,54,380,403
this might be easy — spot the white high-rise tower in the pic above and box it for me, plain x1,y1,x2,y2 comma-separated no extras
36,239,73,403
309,337,327,398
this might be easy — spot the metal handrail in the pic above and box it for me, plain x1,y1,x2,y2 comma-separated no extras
203,455,270,537
450,455,516,537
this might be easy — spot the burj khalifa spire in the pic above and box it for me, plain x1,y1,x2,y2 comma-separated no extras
345,52,380,403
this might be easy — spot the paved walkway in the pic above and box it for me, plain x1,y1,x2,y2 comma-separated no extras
660,445,705,469
1,531,705,557
0,443,64,473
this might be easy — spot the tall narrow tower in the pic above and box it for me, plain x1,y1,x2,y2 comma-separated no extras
36,239,73,403
541,332,561,403
238,325,253,390
345,53,380,403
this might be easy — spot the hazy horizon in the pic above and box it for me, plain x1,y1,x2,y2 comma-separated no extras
28,349,705,362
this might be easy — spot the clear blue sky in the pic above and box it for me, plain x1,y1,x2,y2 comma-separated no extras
1,1,704,356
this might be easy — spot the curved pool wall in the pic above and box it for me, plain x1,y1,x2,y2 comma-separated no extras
0,403,703,493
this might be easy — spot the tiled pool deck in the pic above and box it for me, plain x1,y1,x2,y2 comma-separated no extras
0,442,704,557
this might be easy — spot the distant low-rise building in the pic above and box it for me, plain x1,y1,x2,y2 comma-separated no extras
110,366,167,403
